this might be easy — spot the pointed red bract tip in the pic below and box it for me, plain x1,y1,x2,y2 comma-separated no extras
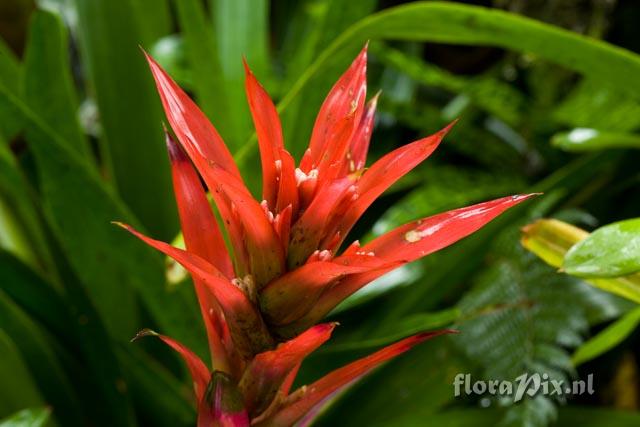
242,56,251,75
440,118,459,136
244,55,288,211
130,328,159,342
164,129,188,163
143,51,242,179
306,43,368,175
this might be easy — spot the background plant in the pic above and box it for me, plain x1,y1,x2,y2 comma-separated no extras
1,0,640,426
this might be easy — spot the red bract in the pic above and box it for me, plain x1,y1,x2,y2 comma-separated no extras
117,45,535,426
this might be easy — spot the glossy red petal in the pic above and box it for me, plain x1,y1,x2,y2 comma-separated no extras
144,52,240,179
198,371,250,427
116,223,273,358
260,331,455,427
261,255,395,327
133,330,210,403
305,45,367,174
244,60,284,208
362,194,537,263
239,323,336,416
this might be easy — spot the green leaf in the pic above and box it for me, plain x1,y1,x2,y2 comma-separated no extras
276,0,378,158
210,0,269,148
0,407,50,427
0,330,44,419
23,9,89,158
450,225,623,427
553,79,640,132
521,219,589,268
239,2,640,167
0,81,205,354
564,218,640,278
0,250,135,426
572,305,640,366
56,264,137,427
522,218,640,304
0,38,20,97
173,0,234,145
130,0,172,45
372,43,525,126
552,128,640,152
0,37,24,139
117,346,195,427
0,289,81,425
0,127,57,279
74,0,177,238
279,0,378,84
280,2,640,112
0,250,71,346
0,142,45,271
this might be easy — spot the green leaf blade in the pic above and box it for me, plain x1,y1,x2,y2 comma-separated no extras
74,0,177,239
0,407,50,427
23,9,89,159
572,305,640,366
564,218,640,278
552,128,640,152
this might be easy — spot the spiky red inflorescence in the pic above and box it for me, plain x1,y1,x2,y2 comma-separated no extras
117,45,535,426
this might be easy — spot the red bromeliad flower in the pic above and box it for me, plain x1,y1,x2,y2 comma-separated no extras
117,45,535,426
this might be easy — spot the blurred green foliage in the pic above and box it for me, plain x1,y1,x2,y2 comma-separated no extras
1,0,640,426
